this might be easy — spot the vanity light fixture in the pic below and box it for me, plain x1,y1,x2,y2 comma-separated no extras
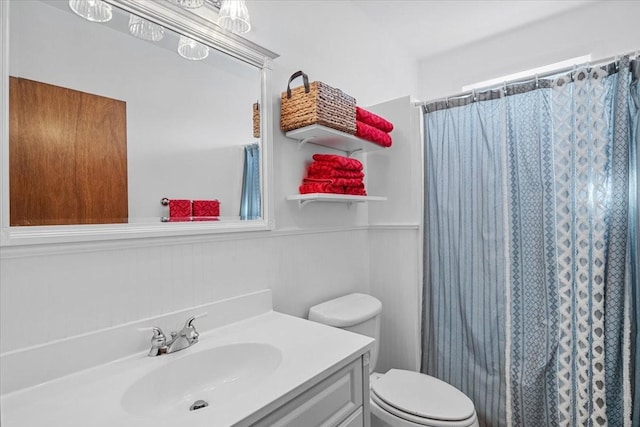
68,0,112,23
217,0,251,34
128,15,165,42
169,0,206,9
177,35,210,61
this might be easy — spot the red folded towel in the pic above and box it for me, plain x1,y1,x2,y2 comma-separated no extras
312,154,363,171
303,177,363,187
299,178,343,194
345,186,367,196
169,199,191,218
300,155,369,195
298,184,367,195
355,121,392,147
299,178,367,195
299,182,344,194
327,178,363,187
356,106,394,133
302,178,333,185
307,163,365,179
192,200,220,217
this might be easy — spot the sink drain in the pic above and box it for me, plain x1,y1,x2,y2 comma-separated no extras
189,400,209,411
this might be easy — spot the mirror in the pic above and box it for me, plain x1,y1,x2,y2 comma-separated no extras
0,0,277,245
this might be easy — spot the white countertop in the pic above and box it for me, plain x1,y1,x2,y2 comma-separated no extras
1,311,373,427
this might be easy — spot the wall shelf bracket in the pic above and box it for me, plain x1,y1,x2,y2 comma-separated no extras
286,194,387,207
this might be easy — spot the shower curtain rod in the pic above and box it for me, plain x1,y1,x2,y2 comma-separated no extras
415,49,639,108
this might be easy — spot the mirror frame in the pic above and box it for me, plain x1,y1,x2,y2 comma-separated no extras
0,0,278,246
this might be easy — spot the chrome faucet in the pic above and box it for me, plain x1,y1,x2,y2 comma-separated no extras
146,314,205,357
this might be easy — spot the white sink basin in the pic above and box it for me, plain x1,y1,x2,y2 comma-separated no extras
121,343,282,416
2,310,374,427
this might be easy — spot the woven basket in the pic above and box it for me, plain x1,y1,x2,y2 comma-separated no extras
280,71,356,134
252,102,260,138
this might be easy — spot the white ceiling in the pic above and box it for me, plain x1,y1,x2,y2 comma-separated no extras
350,0,598,61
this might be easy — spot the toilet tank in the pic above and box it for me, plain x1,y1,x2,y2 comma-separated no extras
308,293,382,373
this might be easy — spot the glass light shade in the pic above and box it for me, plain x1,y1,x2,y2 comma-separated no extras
128,15,165,42
177,36,210,61
217,0,251,34
68,0,112,23
168,0,205,9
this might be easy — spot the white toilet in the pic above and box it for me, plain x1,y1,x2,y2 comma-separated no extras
309,293,479,427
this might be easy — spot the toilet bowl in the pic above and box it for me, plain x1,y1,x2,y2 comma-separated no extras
308,293,479,427
369,371,479,427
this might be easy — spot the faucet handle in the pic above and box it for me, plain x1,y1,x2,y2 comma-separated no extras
139,326,167,356
138,326,166,338
150,326,166,342
184,312,208,328
183,312,207,344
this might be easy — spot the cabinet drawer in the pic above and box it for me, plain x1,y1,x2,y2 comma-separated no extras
253,358,363,427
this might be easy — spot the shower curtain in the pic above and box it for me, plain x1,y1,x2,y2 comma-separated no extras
422,57,638,427
239,143,261,220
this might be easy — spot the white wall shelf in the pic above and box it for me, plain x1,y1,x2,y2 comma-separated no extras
287,193,387,207
285,125,388,156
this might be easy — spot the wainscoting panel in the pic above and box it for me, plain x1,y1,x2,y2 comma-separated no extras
0,228,370,354
368,227,422,373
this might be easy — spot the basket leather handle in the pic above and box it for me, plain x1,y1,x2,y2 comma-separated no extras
286,71,310,98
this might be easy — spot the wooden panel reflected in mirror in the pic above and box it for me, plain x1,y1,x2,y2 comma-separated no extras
9,77,128,226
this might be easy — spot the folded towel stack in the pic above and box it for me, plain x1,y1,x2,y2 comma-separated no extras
299,154,367,196
355,106,393,147
166,199,220,221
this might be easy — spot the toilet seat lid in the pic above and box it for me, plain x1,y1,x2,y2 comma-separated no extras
371,369,475,421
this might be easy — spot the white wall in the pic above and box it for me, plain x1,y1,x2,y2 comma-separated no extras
0,0,418,389
367,97,423,372
243,0,418,108
417,1,640,101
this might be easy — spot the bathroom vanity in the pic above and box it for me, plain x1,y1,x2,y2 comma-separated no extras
0,290,374,427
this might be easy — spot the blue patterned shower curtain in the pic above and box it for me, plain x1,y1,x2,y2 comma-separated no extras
239,143,261,220
422,57,638,427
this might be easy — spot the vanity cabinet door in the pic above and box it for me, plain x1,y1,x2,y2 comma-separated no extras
338,407,363,427
252,357,364,427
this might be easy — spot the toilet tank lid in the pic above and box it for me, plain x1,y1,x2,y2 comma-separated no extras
308,293,382,327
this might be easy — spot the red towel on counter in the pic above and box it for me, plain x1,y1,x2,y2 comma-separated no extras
192,200,220,217
169,199,191,218
312,154,363,171
307,163,364,179
355,121,392,147
356,106,394,133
